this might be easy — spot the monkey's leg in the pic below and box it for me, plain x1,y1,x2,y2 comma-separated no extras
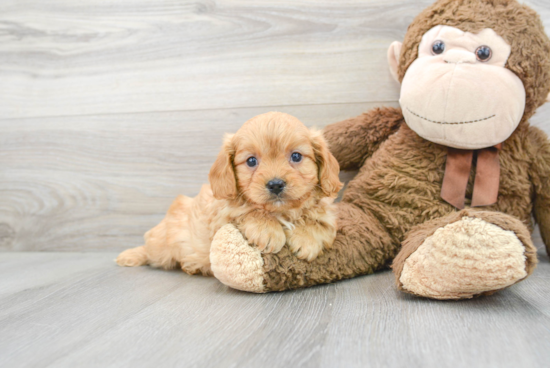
392,209,538,300
210,202,396,293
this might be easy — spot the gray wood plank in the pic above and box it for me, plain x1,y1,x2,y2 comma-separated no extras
322,265,550,368
2,104,549,253
1,0,550,252
0,102,398,252
0,252,110,299
0,251,549,368
0,0,407,119
1,102,549,252
0,0,548,119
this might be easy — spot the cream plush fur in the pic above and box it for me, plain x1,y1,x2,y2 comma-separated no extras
399,217,527,299
211,224,265,293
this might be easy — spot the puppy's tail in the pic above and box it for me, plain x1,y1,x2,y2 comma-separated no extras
116,245,148,267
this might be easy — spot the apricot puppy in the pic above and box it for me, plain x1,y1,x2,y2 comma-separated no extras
116,112,342,275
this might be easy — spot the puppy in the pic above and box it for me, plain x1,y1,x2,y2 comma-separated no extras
116,112,342,275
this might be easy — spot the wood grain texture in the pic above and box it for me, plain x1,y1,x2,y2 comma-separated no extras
2,2,550,366
0,102,397,251
1,106,549,253
0,0,550,253
0,249,549,368
0,0,547,119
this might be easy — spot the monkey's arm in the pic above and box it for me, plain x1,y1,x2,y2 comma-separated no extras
323,107,403,171
529,126,550,255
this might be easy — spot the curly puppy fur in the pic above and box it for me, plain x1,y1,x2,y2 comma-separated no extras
255,0,550,294
116,112,342,274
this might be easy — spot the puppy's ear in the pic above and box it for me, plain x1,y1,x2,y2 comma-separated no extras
209,134,238,200
310,129,343,198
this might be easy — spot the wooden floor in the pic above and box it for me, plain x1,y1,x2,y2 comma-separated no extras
1,245,550,368
2,1,550,367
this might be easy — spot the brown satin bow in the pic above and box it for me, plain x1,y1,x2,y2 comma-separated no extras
441,144,502,209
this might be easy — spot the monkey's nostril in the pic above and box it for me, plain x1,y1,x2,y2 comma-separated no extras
266,179,286,195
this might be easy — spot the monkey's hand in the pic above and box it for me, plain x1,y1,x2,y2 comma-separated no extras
323,107,403,171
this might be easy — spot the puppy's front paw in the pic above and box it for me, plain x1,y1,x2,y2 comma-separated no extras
246,225,286,254
286,221,336,262
237,211,287,254
287,232,326,262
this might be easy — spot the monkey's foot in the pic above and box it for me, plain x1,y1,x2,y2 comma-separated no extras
210,224,266,293
394,216,532,300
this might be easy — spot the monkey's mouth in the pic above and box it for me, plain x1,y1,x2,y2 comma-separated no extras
406,107,496,125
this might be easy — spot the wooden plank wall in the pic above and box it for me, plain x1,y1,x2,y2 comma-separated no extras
1,0,549,251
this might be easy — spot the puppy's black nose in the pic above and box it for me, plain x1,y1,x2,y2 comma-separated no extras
266,179,286,195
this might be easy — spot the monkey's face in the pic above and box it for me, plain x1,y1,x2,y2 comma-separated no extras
397,25,526,150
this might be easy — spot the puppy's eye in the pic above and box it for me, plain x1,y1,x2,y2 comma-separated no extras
246,157,258,167
475,46,492,62
432,40,445,55
290,152,302,163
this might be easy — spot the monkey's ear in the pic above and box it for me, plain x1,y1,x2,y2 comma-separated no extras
387,41,402,83
209,134,238,200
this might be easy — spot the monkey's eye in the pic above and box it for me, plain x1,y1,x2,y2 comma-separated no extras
475,46,492,62
290,152,302,163
432,40,445,55
246,157,258,167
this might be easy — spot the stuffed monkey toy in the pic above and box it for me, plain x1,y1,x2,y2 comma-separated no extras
209,0,550,299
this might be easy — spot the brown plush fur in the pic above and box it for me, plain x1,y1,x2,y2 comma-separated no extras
262,201,393,290
116,112,342,273
262,116,547,292
324,108,404,171
255,0,550,296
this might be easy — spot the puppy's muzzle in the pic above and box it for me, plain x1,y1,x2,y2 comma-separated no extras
266,179,286,196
